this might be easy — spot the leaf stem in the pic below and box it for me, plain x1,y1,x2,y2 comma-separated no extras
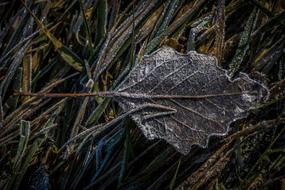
14,91,254,99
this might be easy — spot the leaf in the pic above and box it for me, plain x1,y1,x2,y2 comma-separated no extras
115,46,269,155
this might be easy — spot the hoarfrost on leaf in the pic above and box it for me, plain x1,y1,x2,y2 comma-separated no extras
115,46,269,155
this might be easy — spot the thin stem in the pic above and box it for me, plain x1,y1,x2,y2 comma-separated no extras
14,91,115,98
15,91,251,99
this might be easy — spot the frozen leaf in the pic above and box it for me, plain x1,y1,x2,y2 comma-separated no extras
115,46,268,155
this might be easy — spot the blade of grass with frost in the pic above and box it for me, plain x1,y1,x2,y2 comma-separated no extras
147,154,179,190
132,147,173,184
212,0,225,63
169,158,181,190
145,0,180,54
91,132,122,182
107,0,120,30
32,117,56,139
21,1,83,71
118,129,131,186
0,8,33,97
245,126,285,180
2,67,22,113
70,96,90,138
187,15,212,51
7,120,31,189
71,145,97,189
0,41,30,98
251,11,285,40
277,59,284,80
32,62,56,88
165,0,207,36
95,139,107,171
86,0,110,64
253,36,284,72
229,8,258,76
249,0,274,18
70,62,93,138
260,47,283,74
13,120,30,170
1,7,28,56
63,149,89,188
22,53,32,102
12,143,41,190
59,157,77,189
95,0,108,45
86,129,125,189
149,0,180,40
79,0,94,50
